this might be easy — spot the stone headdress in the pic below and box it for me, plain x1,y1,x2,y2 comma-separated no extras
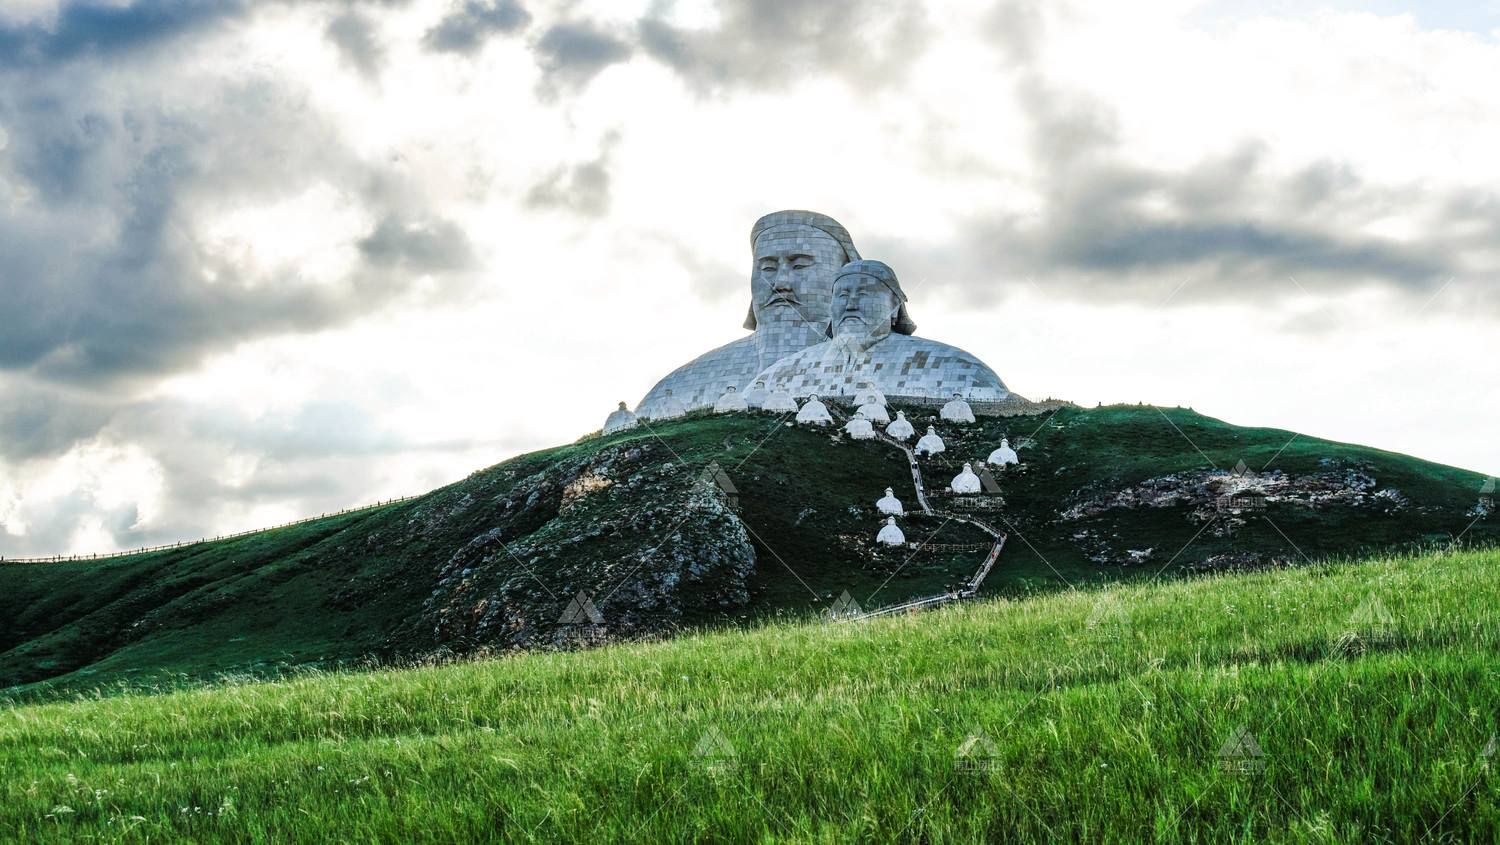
831,259,917,336
743,210,860,330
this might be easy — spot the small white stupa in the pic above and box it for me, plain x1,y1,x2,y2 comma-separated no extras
763,387,798,413
603,401,638,434
940,393,976,423
915,426,946,456
713,385,748,413
950,463,982,494
886,411,915,441
796,394,833,426
876,516,906,546
844,412,875,440
743,380,769,410
987,437,1020,467
852,383,887,406
856,401,890,424
876,487,904,516
648,389,687,421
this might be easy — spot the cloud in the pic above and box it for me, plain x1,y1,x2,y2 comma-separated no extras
868,75,1490,310
0,58,476,386
533,20,632,96
358,213,477,271
326,10,385,79
523,134,616,217
636,0,929,95
423,0,530,55
0,0,250,68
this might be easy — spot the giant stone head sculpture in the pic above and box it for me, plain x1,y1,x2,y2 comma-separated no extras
744,210,860,334
829,259,917,343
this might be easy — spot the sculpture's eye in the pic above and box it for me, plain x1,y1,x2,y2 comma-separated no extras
789,254,814,270
758,258,777,273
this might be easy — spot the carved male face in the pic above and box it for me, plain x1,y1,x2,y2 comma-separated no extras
749,226,846,331
831,272,899,344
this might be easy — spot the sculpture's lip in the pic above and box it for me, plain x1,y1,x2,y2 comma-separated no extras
764,294,800,307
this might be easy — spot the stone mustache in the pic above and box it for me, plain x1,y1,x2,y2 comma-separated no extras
629,210,1010,423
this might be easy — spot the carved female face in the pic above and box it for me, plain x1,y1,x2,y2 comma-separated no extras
830,272,898,343
749,226,845,330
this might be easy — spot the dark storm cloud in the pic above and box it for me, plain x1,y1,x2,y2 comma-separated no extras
0,63,476,386
867,75,1485,309
325,10,385,79
636,0,929,95
0,0,250,68
0,383,114,463
533,21,633,95
423,0,531,55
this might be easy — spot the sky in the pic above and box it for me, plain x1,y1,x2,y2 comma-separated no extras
1,0,1497,557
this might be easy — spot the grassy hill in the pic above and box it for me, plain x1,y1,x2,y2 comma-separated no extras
2,547,1496,842
1,404,1494,699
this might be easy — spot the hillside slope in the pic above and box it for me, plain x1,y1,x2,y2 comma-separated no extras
2,547,1497,842
1,404,1494,697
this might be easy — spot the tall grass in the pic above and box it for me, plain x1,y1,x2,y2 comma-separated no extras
3,548,1497,842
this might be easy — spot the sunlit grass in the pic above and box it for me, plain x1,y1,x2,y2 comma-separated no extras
3,547,1497,842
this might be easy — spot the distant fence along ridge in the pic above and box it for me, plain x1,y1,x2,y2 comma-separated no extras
0,495,421,565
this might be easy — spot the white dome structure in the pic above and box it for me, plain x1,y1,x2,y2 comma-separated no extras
886,411,915,441
950,463,982,494
876,516,906,546
940,394,976,424
852,384,887,406
646,389,687,421
743,380,770,410
987,437,1020,467
713,385,748,413
844,413,875,440
915,426,946,456
876,487,904,516
603,401,638,434
856,401,890,424
796,394,833,426
763,387,798,413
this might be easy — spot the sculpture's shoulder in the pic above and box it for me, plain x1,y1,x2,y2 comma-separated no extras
865,334,1010,400
637,335,759,411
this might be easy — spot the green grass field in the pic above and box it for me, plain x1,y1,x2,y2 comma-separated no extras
4,546,1496,843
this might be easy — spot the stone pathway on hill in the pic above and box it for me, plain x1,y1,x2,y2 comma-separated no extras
825,404,1007,620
